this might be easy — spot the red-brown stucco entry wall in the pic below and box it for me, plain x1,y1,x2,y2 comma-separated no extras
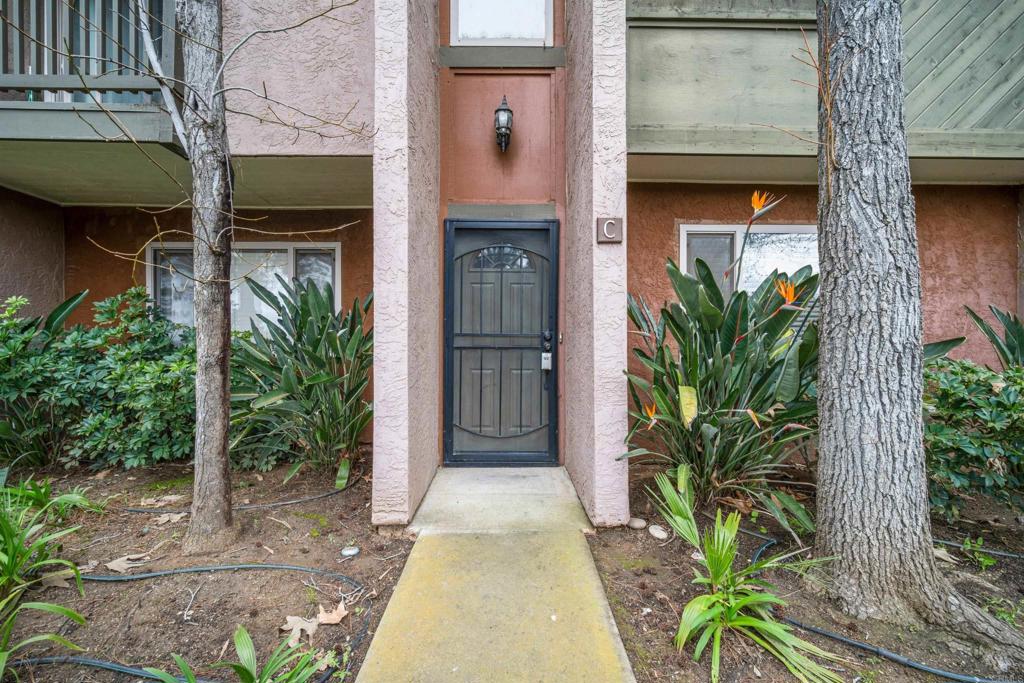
627,183,1020,366
63,207,373,328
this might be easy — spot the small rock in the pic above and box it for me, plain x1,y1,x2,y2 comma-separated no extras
627,517,647,530
340,546,360,558
640,607,652,616
139,526,150,536
648,524,669,541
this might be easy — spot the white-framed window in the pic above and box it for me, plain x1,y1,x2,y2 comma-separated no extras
146,242,342,331
450,0,554,46
678,222,819,296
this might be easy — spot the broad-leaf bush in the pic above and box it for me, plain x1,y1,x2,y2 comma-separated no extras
924,358,1024,519
625,257,819,512
0,288,197,470
232,277,373,488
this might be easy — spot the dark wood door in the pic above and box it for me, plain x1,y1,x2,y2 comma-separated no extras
444,220,558,465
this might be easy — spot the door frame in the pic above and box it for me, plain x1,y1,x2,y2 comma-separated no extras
443,218,560,467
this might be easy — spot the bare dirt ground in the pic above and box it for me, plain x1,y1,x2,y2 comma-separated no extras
591,464,1024,683
13,453,412,682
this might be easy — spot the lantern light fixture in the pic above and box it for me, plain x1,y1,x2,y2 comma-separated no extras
494,95,513,152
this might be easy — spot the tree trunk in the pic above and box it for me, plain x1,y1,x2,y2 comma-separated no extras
815,0,1024,671
179,0,235,552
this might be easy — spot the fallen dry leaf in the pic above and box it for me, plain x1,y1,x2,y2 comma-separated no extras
40,570,75,589
280,615,318,646
933,547,960,564
317,601,348,625
153,512,187,526
91,469,112,480
139,494,185,508
105,553,149,573
78,561,98,574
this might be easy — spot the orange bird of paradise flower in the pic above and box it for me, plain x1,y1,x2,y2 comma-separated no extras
774,278,798,305
643,402,657,429
751,190,776,213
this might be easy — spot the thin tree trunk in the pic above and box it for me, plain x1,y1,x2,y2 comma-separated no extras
815,0,1024,670
179,0,234,552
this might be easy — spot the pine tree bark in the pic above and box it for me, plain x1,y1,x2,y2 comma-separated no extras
179,0,234,552
814,0,1024,671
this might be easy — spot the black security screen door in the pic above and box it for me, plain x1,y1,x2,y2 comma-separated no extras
444,220,559,466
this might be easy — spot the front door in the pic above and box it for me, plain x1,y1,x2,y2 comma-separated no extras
444,220,559,466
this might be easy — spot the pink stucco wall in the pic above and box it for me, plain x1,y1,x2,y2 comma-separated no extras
564,0,630,527
223,0,373,156
0,187,64,317
370,0,440,525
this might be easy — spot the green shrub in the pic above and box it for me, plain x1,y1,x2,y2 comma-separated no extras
652,466,842,683
0,293,88,467
625,257,819,522
232,278,373,488
924,358,1024,519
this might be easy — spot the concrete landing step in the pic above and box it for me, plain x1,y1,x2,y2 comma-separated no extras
356,530,636,682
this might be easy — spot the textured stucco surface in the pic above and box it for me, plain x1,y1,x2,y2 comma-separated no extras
62,207,373,328
370,0,440,525
563,0,630,526
0,187,64,316
223,0,373,156
627,183,1020,368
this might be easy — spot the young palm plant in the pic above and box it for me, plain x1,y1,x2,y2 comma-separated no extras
653,466,843,683
145,624,335,683
965,304,1024,370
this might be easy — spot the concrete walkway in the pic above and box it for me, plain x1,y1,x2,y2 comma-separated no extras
356,468,636,683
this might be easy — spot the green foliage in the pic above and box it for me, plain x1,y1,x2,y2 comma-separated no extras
0,292,88,467
960,537,997,572
651,466,841,683
965,304,1024,370
0,289,197,469
923,359,1024,519
625,258,819,516
0,482,86,677
145,625,338,683
984,597,1024,628
232,278,373,489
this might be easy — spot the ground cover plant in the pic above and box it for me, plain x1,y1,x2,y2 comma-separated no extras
924,358,1024,520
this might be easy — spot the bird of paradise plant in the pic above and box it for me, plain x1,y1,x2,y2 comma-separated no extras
625,193,821,540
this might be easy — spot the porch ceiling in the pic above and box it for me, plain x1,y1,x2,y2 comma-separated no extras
0,140,372,208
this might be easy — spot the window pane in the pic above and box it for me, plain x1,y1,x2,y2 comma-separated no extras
154,250,195,326
295,249,336,303
455,0,548,44
737,232,818,292
231,250,289,332
686,233,735,296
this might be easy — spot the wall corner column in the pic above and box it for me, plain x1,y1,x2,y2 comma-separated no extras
563,0,630,526
371,0,441,526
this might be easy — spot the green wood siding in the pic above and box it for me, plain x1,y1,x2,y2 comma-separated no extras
628,0,1024,159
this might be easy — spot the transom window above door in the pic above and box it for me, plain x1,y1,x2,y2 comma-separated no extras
147,243,341,331
679,223,818,296
450,0,554,46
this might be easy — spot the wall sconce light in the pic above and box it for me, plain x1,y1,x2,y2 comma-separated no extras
494,95,513,152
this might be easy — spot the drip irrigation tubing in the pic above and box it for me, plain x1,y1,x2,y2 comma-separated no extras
10,563,371,683
745,531,1023,683
120,465,364,515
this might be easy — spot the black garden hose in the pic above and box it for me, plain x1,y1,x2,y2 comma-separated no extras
10,563,372,683
747,534,1023,683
